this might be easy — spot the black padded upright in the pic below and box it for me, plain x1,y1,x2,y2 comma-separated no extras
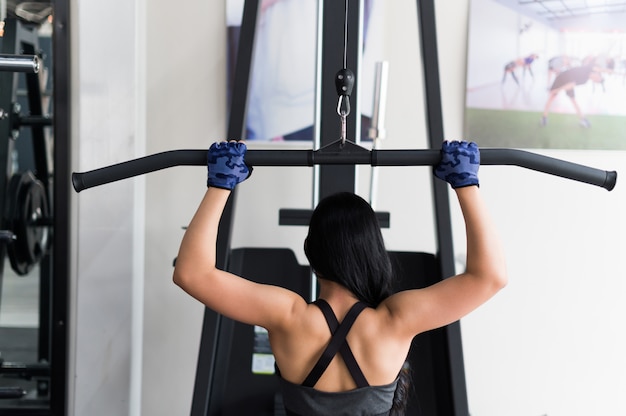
389,251,443,416
217,248,311,416
206,249,445,416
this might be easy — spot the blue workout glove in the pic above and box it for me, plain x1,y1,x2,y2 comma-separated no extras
434,140,480,188
207,141,252,190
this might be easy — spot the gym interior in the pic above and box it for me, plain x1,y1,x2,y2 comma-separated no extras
0,0,625,415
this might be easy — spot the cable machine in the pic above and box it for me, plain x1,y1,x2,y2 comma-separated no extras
0,17,53,410
0,2,72,414
71,1,617,415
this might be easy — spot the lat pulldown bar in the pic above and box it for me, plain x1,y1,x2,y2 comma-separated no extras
71,141,617,193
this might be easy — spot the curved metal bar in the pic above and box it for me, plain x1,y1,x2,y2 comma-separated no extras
72,147,617,192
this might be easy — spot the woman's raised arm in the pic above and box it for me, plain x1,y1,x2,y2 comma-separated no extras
173,142,305,330
383,141,507,338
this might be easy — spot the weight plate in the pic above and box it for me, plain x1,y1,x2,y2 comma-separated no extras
6,171,50,275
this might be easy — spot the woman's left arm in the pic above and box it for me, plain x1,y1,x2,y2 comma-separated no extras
173,187,304,329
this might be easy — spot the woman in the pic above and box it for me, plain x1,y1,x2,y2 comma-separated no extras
173,140,507,416
540,63,605,128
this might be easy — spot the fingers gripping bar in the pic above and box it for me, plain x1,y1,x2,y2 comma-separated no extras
72,147,617,193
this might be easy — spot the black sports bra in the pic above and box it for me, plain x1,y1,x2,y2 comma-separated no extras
275,299,397,416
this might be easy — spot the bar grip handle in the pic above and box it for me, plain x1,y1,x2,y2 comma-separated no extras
72,148,617,192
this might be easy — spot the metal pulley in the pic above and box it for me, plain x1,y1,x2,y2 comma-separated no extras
4,170,50,275
335,68,354,145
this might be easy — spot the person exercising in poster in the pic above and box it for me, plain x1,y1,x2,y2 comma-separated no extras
540,64,606,128
502,53,539,85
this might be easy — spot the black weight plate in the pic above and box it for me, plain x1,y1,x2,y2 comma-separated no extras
7,171,49,275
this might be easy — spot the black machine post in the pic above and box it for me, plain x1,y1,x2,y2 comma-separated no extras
317,0,361,199
190,1,260,415
416,0,469,414
50,1,72,413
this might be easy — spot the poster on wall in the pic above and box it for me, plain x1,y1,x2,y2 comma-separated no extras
464,0,626,150
226,0,383,143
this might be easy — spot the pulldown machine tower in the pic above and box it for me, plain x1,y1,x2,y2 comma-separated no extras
0,17,53,409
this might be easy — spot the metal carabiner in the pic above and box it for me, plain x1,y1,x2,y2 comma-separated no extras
335,68,354,145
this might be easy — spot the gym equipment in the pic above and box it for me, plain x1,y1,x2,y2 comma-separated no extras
71,143,617,193
368,60,389,209
0,387,27,400
9,106,53,130
0,16,59,414
0,20,53,275
204,248,311,415
0,2,71,414
4,170,50,275
0,54,40,73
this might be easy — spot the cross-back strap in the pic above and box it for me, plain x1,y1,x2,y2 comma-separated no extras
301,299,369,388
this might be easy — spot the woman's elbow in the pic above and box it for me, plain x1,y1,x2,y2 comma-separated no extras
492,267,508,292
172,264,215,291
172,266,193,290
480,263,508,295
172,269,185,288
172,256,198,288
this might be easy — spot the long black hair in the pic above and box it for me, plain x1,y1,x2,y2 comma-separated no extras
304,192,411,414
305,192,393,307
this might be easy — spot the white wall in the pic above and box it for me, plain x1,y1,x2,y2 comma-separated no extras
141,1,228,415
466,0,557,89
71,0,626,415
466,0,521,88
438,2,626,415
72,0,139,414
460,152,626,416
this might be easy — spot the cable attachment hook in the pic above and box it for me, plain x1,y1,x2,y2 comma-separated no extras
335,68,355,145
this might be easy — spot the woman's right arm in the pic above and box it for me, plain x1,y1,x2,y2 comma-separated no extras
382,141,507,338
383,185,507,337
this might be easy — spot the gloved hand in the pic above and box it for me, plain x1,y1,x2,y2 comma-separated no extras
207,141,252,190
434,140,480,188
